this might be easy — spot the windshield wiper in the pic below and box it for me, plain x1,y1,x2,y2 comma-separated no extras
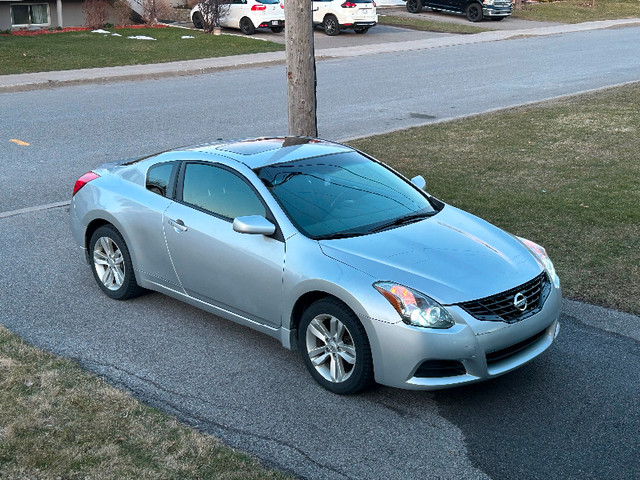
315,231,370,241
368,211,435,234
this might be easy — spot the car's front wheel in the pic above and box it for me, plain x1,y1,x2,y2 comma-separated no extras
89,225,145,300
323,14,340,36
192,11,204,29
240,17,256,35
299,298,374,394
406,0,423,14
466,2,483,21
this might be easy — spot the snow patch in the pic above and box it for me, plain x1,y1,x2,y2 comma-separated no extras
181,35,195,39
127,35,157,40
112,33,122,37
91,29,111,34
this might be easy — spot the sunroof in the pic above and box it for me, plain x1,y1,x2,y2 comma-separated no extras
218,138,286,155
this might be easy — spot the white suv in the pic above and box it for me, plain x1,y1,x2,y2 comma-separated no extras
312,0,377,36
191,0,285,35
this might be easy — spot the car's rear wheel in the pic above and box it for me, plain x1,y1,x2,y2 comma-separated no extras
406,0,422,13
192,11,204,29
323,15,340,36
240,17,256,35
299,298,374,394
466,3,483,21
354,26,369,34
271,26,284,33
89,225,145,300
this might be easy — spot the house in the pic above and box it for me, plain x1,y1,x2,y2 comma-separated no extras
0,0,146,31
1,0,86,30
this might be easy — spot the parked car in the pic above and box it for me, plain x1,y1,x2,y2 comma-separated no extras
191,0,285,35
70,137,561,394
405,0,512,22
312,0,377,36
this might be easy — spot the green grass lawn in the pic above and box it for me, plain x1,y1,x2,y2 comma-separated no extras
351,83,640,316
378,14,489,33
0,27,284,75
512,0,640,23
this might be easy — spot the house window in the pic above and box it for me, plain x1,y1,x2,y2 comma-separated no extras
11,4,50,26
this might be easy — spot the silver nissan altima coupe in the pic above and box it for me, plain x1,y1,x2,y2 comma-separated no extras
70,137,561,394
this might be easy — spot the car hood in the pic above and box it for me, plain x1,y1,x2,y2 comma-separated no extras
319,206,542,305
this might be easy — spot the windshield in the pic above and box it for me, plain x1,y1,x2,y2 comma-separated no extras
256,151,437,239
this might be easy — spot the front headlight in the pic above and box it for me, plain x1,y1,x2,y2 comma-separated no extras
483,0,494,5
517,236,559,284
373,282,455,329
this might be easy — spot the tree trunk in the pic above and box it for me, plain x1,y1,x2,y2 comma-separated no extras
284,0,318,137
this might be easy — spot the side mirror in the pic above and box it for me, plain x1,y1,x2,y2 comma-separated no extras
411,175,426,190
233,215,276,236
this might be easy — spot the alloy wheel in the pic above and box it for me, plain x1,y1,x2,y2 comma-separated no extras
93,236,125,291
305,313,357,383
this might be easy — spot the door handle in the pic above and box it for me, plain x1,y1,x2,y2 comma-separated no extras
168,218,188,232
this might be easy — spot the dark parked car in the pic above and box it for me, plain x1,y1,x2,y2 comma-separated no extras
405,0,512,22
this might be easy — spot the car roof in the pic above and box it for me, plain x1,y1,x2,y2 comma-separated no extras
182,137,354,169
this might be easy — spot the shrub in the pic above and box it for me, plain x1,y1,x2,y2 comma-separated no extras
82,0,109,28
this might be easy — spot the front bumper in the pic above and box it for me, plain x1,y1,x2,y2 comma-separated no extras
483,4,512,17
366,284,562,390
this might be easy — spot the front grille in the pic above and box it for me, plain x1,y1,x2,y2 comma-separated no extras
414,360,466,378
486,329,546,365
458,272,551,324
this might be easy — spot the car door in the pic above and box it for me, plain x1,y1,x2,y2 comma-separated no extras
163,161,285,328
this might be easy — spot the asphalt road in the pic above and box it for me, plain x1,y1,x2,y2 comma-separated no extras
1,23,640,480
2,26,640,213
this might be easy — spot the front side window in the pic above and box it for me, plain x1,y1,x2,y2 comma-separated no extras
11,4,49,26
182,163,266,220
256,151,437,239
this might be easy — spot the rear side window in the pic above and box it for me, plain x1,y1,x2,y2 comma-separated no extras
182,163,266,220
146,162,176,197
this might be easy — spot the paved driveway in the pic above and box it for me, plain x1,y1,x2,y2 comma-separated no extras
252,23,450,47
380,5,564,30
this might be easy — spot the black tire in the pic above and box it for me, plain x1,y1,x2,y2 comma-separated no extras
89,225,146,301
466,2,483,21
298,298,374,394
323,14,340,36
240,17,256,35
192,11,204,29
490,16,504,20
354,26,369,34
406,0,422,14
270,26,284,33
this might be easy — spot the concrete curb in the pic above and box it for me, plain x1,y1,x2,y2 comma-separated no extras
1,17,639,92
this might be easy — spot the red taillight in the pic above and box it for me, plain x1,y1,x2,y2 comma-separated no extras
373,1,376,5
73,172,99,196
280,3,284,7
341,1,356,6
251,4,267,10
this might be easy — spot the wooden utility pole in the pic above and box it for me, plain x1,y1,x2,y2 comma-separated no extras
284,0,318,137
